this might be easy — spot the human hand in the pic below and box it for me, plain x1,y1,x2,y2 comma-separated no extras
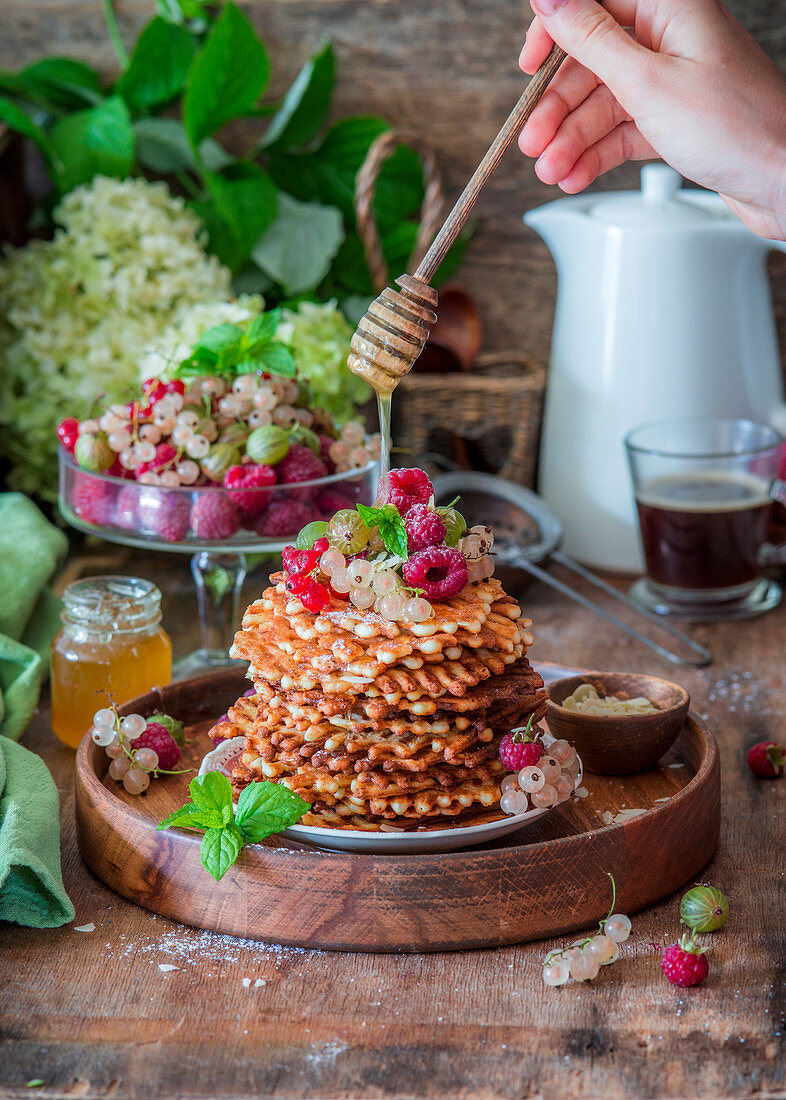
518,0,786,239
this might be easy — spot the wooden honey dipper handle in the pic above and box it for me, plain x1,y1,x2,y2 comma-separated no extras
414,44,567,284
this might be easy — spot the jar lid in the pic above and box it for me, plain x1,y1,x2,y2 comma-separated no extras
62,575,162,631
587,164,727,228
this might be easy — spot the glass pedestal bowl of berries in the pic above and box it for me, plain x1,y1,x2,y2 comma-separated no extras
58,371,378,677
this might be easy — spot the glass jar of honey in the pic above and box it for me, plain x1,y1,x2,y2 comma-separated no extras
51,576,172,749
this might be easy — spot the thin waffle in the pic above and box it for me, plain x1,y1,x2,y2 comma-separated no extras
221,567,546,831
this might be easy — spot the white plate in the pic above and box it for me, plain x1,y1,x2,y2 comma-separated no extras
198,733,584,855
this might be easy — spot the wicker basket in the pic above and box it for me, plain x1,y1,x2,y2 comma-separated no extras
392,352,546,486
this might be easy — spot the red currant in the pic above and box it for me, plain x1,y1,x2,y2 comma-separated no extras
165,380,186,395
56,417,80,453
313,537,329,554
286,573,311,595
301,581,330,613
143,379,167,405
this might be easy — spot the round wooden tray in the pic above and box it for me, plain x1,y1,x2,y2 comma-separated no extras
74,666,720,953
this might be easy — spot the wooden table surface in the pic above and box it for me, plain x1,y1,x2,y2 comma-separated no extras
1,550,784,1100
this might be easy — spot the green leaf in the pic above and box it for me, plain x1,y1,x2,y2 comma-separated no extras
134,117,231,174
252,192,344,295
183,1,270,147
299,118,425,231
19,59,103,109
0,96,54,158
49,95,135,193
194,322,243,356
260,41,335,150
357,503,408,558
206,163,278,241
245,309,280,345
201,823,244,881
157,803,224,831
188,771,233,825
254,343,296,377
190,198,247,270
232,265,274,296
235,780,309,842
118,17,197,111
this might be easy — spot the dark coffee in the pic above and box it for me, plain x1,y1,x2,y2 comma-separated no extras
636,473,771,591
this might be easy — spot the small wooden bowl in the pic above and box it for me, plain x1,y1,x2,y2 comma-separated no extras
547,672,690,776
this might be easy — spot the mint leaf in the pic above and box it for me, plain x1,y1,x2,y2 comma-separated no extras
205,163,278,260
245,309,280,346
118,17,196,111
260,41,335,151
183,2,270,147
201,823,244,881
253,343,296,377
49,96,135,193
235,780,309,842
193,322,243,357
357,503,408,558
251,192,344,295
135,118,231,174
157,803,224,831
188,771,233,825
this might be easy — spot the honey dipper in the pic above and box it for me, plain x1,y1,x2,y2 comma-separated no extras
347,44,568,394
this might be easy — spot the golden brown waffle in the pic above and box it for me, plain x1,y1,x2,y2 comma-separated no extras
232,578,533,676
221,572,546,831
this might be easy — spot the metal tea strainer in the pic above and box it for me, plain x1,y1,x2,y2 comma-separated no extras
433,471,712,668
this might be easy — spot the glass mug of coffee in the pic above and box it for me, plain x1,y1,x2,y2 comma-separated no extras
625,418,786,620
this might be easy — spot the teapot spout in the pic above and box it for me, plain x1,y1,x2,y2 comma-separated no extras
523,195,591,267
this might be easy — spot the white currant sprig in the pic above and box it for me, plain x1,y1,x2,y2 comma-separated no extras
542,873,632,986
90,696,190,795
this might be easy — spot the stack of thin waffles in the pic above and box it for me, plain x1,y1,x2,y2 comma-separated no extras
211,574,547,831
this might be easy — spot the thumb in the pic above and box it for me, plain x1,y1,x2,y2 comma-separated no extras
530,0,650,102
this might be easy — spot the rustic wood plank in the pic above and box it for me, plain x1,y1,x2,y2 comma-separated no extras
1,0,785,367
0,550,784,1098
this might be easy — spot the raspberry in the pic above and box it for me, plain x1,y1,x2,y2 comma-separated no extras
315,486,360,521
661,937,709,987
402,546,468,601
275,445,327,501
318,434,337,473
747,740,785,777
223,463,276,515
131,722,181,770
113,485,140,531
499,731,542,771
256,500,316,538
137,443,178,477
190,491,240,540
405,503,447,553
139,489,190,542
71,473,116,526
377,467,433,516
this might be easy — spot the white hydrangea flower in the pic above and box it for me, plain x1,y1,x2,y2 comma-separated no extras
0,175,262,498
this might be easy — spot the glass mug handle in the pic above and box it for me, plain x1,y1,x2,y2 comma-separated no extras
761,479,786,566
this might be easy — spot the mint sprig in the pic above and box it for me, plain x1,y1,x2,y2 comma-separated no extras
357,503,408,558
158,771,308,881
174,311,296,379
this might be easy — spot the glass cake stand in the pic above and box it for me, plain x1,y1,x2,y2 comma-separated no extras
58,449,377,678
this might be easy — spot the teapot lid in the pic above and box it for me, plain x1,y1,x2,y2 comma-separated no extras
588,164,727,228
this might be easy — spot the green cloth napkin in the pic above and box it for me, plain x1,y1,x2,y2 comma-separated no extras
0,735,75,927
0,493,67,741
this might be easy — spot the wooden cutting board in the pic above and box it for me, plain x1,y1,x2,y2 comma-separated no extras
74,666,720,952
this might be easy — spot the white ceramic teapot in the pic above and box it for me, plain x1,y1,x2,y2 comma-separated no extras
525,163,786,572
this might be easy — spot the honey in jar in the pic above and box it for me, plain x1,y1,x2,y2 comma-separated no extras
51,576,172,749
